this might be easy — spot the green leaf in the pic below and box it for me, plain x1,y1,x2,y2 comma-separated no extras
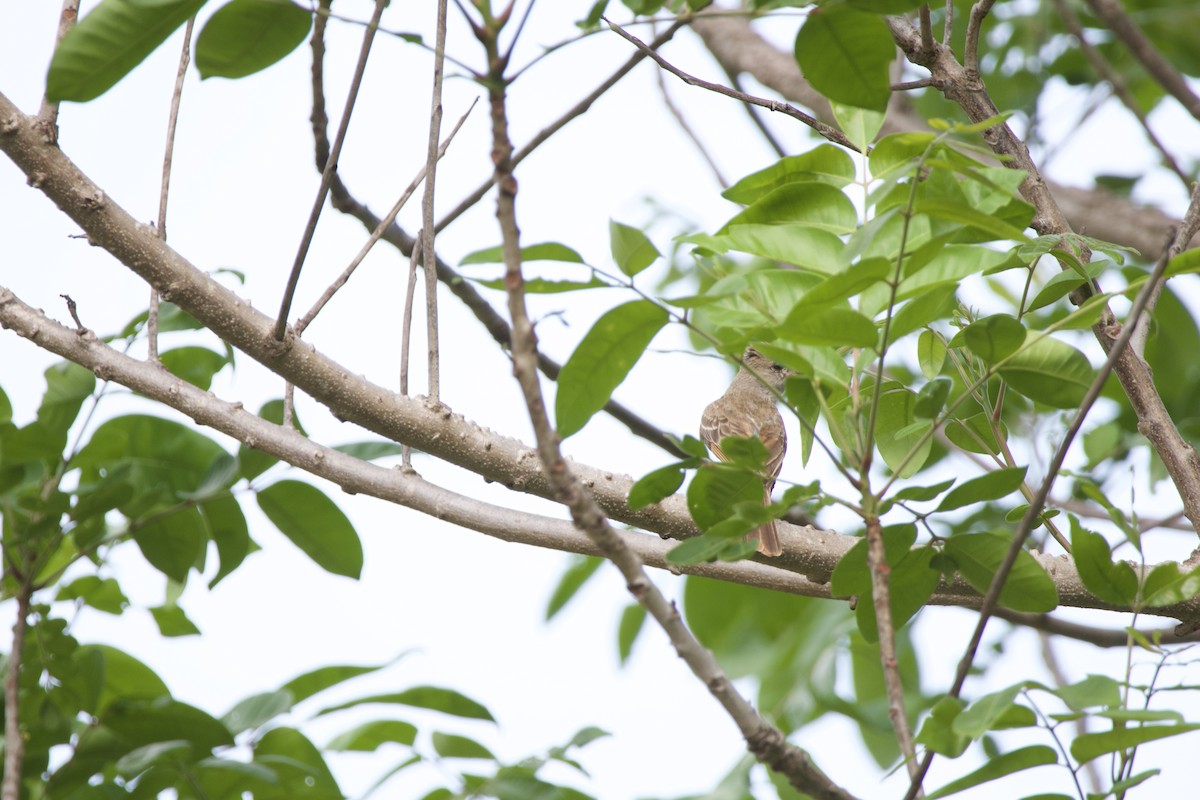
914,199,1032,244
778,307,878,347
195,0,312,79
103,697,235,751
888,283,958,341
545,555,604,620
57,576,129,615
134,505,206,582
628,462,687,510
159,346,228,391
71,645,170,716
319,686,495,722
687,464,763,531
1055,674,1121,711
962,315,1026,363
720,183,858,235
944,412,1006,456
149,603,201,637
1071,724,1200,764
722,145,856,204
1069,518,1138,605
794,6,894,111
46,0,208,102
555,300,668,438
617,602,646,665
944,532,1059,613
692,224,847,274
222,690,293,734
998,335,1094,408
1140,562,1200,607
238,399,300,481
915,697,969,757
953,684,1023,738
6,362,96,463
797,258,892,308
875,386,932,477
665,535,736,565
432,734,492,762
460,241,585,265
914,378,952,418
925,745,1057,799
257,480,362,579
202,494,253,589
281,662,389,705
327,720,418,751
831,101,886,151
471,276,610,294
609,221,660,276
253,727,341,795
918,330,947,379
331,440,407,461
936,466,1027,512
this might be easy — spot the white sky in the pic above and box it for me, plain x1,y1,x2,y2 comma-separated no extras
3,3,1200,799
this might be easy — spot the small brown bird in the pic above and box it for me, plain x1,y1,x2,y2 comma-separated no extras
699,348,790,557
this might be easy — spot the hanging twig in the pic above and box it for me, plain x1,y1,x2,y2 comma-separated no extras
273,0,388,341
419,0,450,401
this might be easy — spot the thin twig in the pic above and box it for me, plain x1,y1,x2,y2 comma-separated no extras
1054,0,1190,191
903,184,1200,800
1084,0,1200,121
294,100,477,337
480,15,855,798
652,35,728,188
150,16,194,362
59,294,84,334
603,18,860,152
273,0,387,341
942,0,954,46
400,240,421,468
918,4,934,53
723,66,787,158
419,0,450,402
34,0,79,143
963,0,997,73
865,518,919,783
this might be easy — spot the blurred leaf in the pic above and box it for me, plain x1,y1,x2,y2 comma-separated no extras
874,386,931,477
778,306,878,347
159,346,228,391
253,727,341,797
918,330,947,379
223,690,293,735
195,0,312,79
6,362,96,463
257,480,362,579
461,241,585,265
944,412,1006,456
104,697,234,751
134,505,206,583
609,221,660,276
432,731,495,760
319,686,495,722
46,0,207,102
327,720,418,751
1140,562,1200,607
1055,674,1122,711
555,300,668,438
281,662,389,705
149,604,201,637
723,145,856,205
546,555,604,620
1071,724,1200,765
687,464,763,531
472,277,609,293
57,576,129,615
332,441,407,461
617,602,646,665
916,697,969,757
238,399,301,482
914,378,952,419
720,183,857,235
961,314,1026,363
925,745,1057,799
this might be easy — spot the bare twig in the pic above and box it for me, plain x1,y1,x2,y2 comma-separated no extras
1054,0,1190,190
149,16,194,362
1083,0,1200,121
59,294,84,334
294,101,476,337
941,0,954,46
419,0,450,402
273,0,387,341
33,0,79,142
865,518,919,783
603,18,860,152
918,4,934,53
400,240,421,468
652,43,728,188
964,0,997,73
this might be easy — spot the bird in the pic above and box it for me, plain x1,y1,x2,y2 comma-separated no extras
699,348,790,557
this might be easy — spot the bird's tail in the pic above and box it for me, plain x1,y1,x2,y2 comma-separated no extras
748,519,783,557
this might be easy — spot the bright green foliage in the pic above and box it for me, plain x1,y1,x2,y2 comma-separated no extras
46,0,208,102
794,6,895,111
195,0,313,79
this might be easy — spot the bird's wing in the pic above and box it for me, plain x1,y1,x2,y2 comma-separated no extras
699,403,761,463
